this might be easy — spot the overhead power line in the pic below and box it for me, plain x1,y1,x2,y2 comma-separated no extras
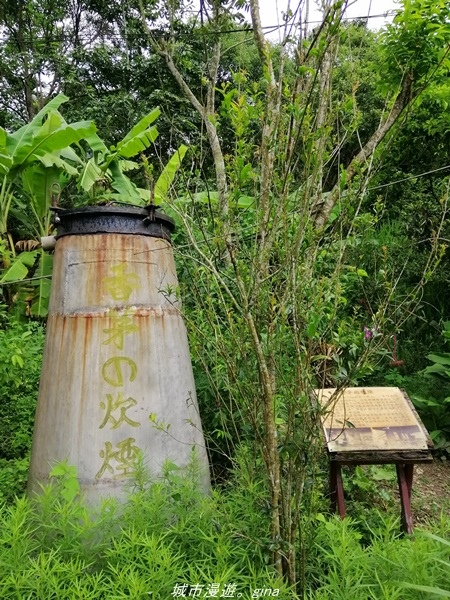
0,11,396,43
368,164,450,191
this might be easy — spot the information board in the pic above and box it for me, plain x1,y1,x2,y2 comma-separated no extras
317,387,428,453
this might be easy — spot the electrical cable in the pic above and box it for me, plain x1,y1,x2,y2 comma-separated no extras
368,164,450,191
0,11,396,44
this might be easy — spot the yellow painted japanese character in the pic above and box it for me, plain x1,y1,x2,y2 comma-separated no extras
95,438,140,479
102,356,137,387
99,392,140,429
102,264,141,301
102,313,139,350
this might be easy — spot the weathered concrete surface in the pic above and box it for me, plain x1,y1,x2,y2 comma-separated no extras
28,233,210,502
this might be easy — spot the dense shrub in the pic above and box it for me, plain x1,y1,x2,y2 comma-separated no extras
0,462,449,599
0,314,45,500
0,463,292,599
307,514,450,599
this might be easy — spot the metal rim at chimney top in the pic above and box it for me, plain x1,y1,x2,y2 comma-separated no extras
51,205,176,242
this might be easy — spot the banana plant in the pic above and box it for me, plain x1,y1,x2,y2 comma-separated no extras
1,99,188,316
0,94,95,246
77,108,188,205
0,94,96,315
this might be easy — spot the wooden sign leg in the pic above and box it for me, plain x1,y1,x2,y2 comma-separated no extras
396,464,414,534
330,462,346,518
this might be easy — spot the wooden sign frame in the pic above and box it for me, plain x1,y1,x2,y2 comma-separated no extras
315,387,433,533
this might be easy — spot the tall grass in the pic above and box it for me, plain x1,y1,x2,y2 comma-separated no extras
0,460,292,599
1,459,449,598
307,513,450,599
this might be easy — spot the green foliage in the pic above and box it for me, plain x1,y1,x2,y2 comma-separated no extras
384,369,450,457
326,23,386,187
49,461,81,503
416,321,450,454
0,249,39,284
401,532,450,597
59,106,188,207
0,93,95,236
343,464,397,507
30,250,53,318
77,108,160,204
307,515,450,599
382,322,450,457
0,248,54,318
381,0,450,91
0,94,98,315
0,462,294,599
0,313,45,501
2,461,449,598
425,354,450,380
0,457,30,504
0,100,187,315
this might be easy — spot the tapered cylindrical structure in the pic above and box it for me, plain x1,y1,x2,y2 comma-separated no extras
29,206,210,502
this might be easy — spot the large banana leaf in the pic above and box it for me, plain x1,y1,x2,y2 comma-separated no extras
154,145,188,202
108,161,142,202
120,160,139,172
30,250,53,318
137,188,152,202
35,152,79,176
84,130,109,155
78,157,107,192
12,121,96,167
6,94,70,160
38,110,64,136
75,107,170,203
22,165,63,222
0,153,12,175
0,250,39,283
60,146,84,165
116,125,159,159
0,128,12,174
118,108,161,148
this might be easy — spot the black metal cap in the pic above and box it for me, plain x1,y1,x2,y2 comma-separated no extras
51,205,175,242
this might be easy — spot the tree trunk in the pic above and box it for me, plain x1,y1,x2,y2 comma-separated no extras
314,72,413,228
